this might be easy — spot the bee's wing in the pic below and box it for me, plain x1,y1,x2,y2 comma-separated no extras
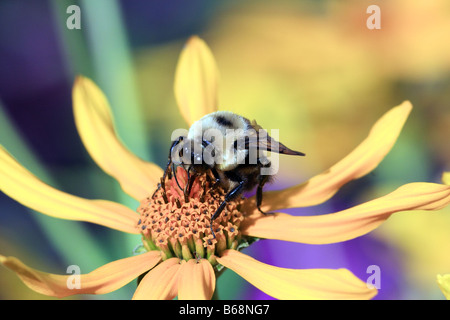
246,121,305,156
255,134,305,156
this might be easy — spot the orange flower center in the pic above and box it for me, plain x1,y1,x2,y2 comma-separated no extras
136,168,245,264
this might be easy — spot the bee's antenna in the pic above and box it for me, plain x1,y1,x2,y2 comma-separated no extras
172,163,184,191
160,177,168,204
154,136,183,199
183,167,191,202
186,165,191,181
187,170,196,196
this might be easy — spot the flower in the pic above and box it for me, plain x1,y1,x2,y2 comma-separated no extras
436,173,450,300
437,274,450,299
1,36,450,300
371,172,450,298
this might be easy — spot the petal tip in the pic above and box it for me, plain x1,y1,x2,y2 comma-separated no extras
73,74,87,86
392,101,413,119
73,75,94,90
399,100,413,112
72,75,92,97
175,35,219,125
186,35,202,45
442,172,450,185
180,35,202,54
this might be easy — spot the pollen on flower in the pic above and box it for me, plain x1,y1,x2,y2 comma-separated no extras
136,167,244,265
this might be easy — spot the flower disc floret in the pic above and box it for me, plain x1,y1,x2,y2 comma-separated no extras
137,168,244,264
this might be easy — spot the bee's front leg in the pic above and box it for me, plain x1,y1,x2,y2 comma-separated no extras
210,180,244,238
256,174,272,215
210,167,221,189
153,136,185,198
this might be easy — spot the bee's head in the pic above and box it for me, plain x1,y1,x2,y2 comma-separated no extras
171,137,216,174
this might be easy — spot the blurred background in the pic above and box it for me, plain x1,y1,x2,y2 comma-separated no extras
0,0,449,300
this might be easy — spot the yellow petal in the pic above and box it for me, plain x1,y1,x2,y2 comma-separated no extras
73,76,163,201
216,250,376,300
0,251,161,298
0,146,139,234
256,101,412,211
443,172,450,185
133,258,182,300
178,259,215,300
437,274,450,300
174,36,219,126
242,182,450,244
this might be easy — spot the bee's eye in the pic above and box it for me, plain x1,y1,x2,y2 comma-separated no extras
191,150,204,165
201,140,210,148
202,139,215,158
233,137,250,151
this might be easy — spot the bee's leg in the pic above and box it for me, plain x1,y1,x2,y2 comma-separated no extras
184,166,196,202
152,161,171,199
172,162,184,191
210,180,245,238
153,143,175,198
256,174,271,215
210,167,221,189
187,169,197,196
151,187,160,199
153,136,185,198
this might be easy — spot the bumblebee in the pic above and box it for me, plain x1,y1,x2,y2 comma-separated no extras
158,111,305,237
